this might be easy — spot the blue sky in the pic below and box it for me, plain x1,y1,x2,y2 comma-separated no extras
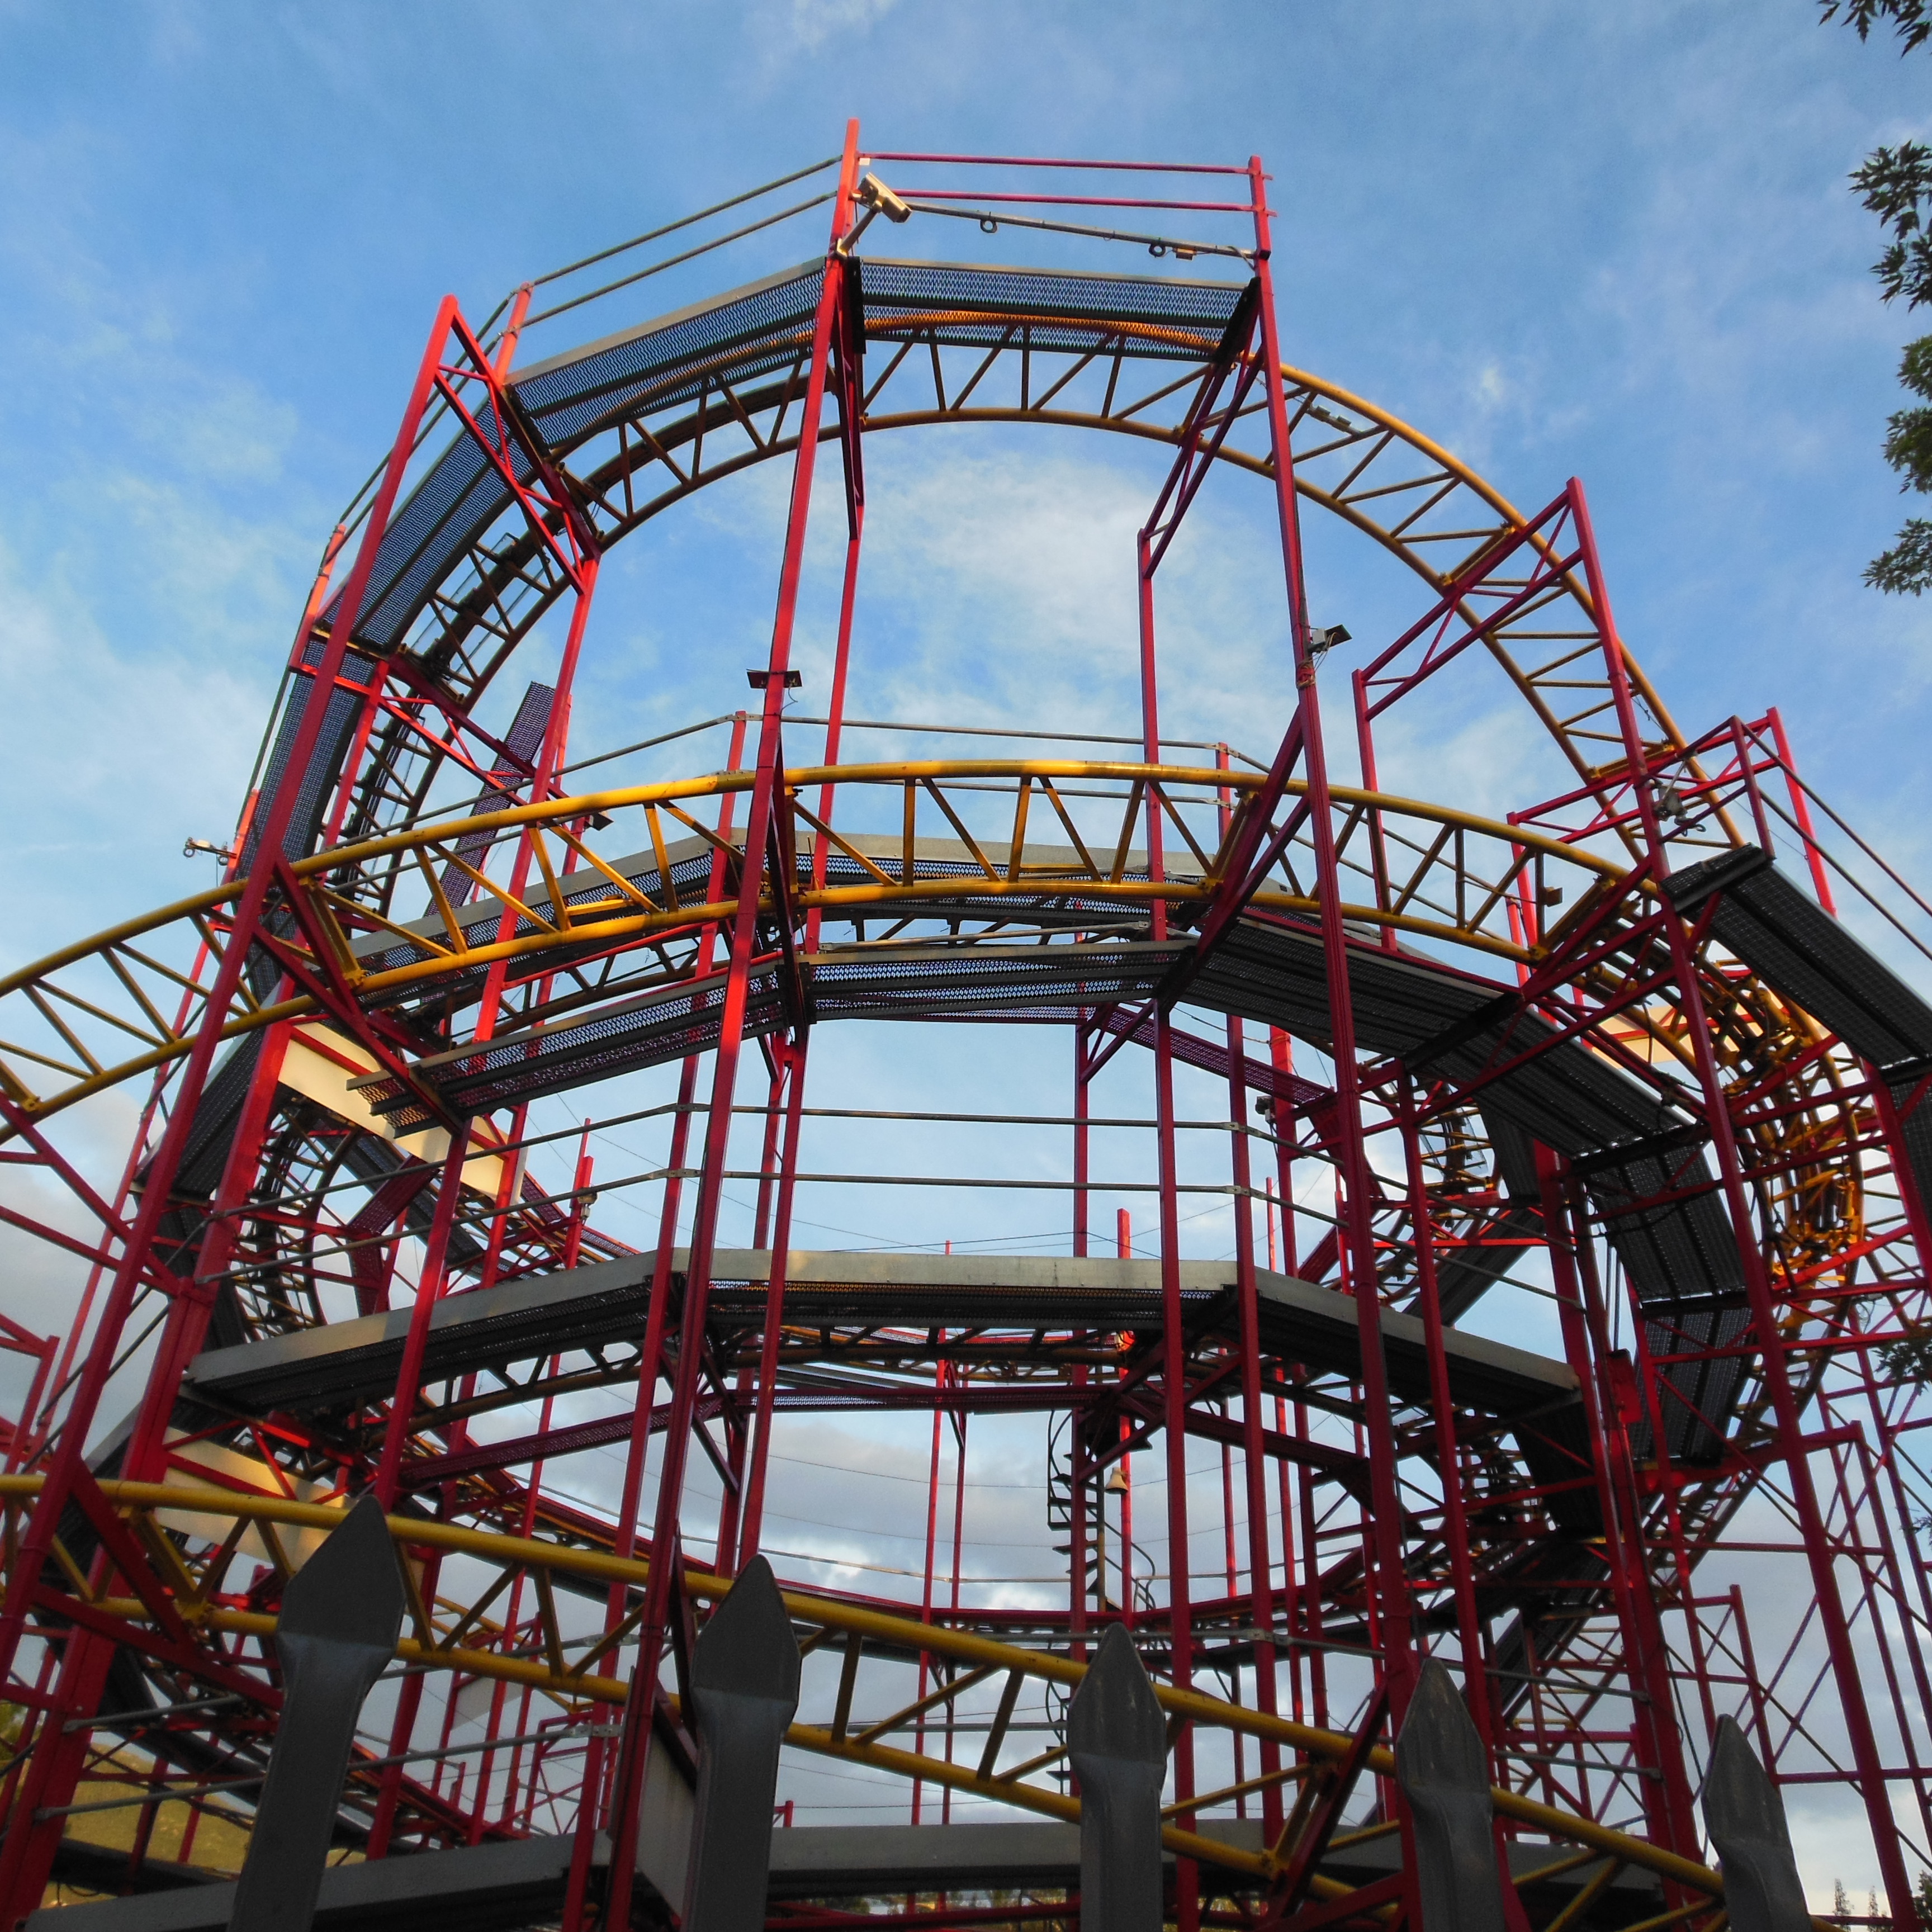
3,0,1930,1888
2,2,1927,929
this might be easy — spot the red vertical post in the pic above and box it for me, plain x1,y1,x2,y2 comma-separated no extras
1247,157,1417,1734
804,514,864,951
1398,1087,1493,1754
121,1018,296,1483
1263,1176,1307,1725
1135,525,1199,1932
1568,1182,1711,1843
562,1123,594,1271
367,1540,447,1857
745,319,864,1518
1116,1208,1137,1632
913,1347,948,1827
372,1128,472,1508
736,1037,809,1560
1766,706,1838,915
751,1062,788,1249
316,656,389,850
1353,666,1398,953
0,295,475,1931
1269,1027,1298,1273
598,124,863,1932
1074,1023,1091,1261
938,1401,969,1825
476,1102,528,1293
1575,480,1917,1925
564,715,746,1931
1218,737,1283,1831
1071,1024,1092,1651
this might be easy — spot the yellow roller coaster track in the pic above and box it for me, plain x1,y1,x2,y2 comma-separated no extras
0,760,1625,1137
0,1475,1732,1916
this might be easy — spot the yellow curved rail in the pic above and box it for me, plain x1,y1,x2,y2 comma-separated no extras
0,761,1622,1135
0,1475,1724,1903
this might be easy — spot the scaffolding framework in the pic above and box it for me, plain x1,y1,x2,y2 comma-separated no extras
2,130,1931,1931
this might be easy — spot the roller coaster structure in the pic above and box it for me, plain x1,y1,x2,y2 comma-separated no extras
3,128,1932,1930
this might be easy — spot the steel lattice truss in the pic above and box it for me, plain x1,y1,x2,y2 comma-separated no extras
2,134,1931,1932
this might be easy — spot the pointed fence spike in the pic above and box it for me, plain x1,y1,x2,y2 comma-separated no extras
1395,1659,1507,1932
229,1493,406,1932
680,1556,802,1932
1068,1622,1166,1932
1703,1716,1812,1932
275,1488,408,1649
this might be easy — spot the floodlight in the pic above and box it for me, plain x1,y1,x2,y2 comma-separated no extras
857,172,912,224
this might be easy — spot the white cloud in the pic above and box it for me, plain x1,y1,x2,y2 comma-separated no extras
0,535,274,963
783,0,897,51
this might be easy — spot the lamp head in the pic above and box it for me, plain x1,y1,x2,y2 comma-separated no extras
857,172,912,224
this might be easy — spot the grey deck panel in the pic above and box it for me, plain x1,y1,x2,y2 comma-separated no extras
328,257,1243,662
30,1817,1663,1930
1664,843,1932,1262
342,831,1712,1325
26,1835,576,1932
1663,845,1932,1070
184,1248,1576,1423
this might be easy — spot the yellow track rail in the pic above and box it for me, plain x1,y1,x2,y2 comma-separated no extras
0,1475,1725,1903
0,761,1621,1136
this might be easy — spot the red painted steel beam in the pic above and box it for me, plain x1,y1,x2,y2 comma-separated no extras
0,290,481,1930
1247,155,1417,1718
1575,473,1922,1924
866,151,1252,174
597,125,865,1931
1139,278,1262,579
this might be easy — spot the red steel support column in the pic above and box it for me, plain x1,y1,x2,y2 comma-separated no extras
1228,1014,1284,1832
804,499,864,951
1075,1024,1091,1263
569,717,746,1928
372,1128,472,1508
736,1037,809,1561
736,295,868,1541
1397,1087,1493,1754
0,295,468,1932
1135,527,1199,1932
1117,1210,1137,1633
1270,1029,1298,1273
751,1062,788,1251
1219,738,1282,1831
122,1018,296,1483
1071,1025,1093,1656
1575,480,1918,1924
598,122,861,1932
1766,706,1838,916
1247,155,1417,1726
1541,1156,1701,1854
913,1348,948,1827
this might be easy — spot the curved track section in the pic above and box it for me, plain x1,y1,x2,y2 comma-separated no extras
4,149,1931,1931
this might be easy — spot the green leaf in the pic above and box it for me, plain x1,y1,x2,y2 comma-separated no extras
1822,0,1932,53
1864,519,1932,593
1852,143,1932,242
1883,406,1932,491
1899,334,1932,399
